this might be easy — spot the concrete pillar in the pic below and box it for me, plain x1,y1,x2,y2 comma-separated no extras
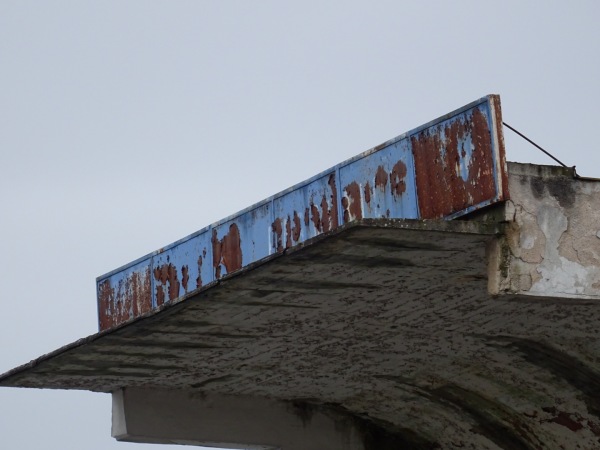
112,388,369,450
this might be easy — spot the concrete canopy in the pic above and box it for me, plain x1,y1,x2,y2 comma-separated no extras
0,219,501,396
3,208,600,448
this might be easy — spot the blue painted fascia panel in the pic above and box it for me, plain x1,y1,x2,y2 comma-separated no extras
97,94,508,331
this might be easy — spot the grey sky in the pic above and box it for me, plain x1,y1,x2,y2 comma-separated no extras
1,1,599,449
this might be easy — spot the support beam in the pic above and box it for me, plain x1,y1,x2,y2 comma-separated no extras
112,388,370,450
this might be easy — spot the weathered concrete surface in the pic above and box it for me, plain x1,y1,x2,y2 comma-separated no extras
3,204,600,449
488,163,600,300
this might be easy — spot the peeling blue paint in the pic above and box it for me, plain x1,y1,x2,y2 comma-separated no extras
97,95,508,331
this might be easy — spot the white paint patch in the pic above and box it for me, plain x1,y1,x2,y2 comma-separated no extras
530,205,600,297
532,256,592,296
520,233,536,250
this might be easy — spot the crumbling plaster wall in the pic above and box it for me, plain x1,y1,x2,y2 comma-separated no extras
489,163,600,299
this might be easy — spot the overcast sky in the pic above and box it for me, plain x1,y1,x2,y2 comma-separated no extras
1,1,599,449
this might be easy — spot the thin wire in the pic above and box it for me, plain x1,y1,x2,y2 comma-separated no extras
502,122,569,168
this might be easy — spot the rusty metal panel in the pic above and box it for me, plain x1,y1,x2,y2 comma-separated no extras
97,258,152,331
151,231,212,308
339,138,418,222
272,172,338,253
96,94,508,331
411,94,507,218
212,203,272,279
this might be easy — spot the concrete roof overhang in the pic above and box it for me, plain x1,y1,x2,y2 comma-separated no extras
1,219,503,392
3,218,600,447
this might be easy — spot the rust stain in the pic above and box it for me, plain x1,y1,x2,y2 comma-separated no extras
328,173,338,230
167,266,179,300
131,267,152,317
181,265,189,291
196,255,203,288
312,174,339,233
98,266,152,331
114,280,127,326
156,284,165,306
390,161,407,197
343,181,363,223
98,279,115,330
285,215,292,249
273,212,302,252
272,218,284,253
548,412,583,432
310,202,321,231
490,94,509,201
375,165,388,191
221,223,243,273
373,141,389,152
304,208,310,227
211,229,222,276
320,195,331,232
154,263,180,303
541,407,595,433
411,107,496,218
212,223,243,277
364,182,372,205
341,196,349,223
292,211,301,242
